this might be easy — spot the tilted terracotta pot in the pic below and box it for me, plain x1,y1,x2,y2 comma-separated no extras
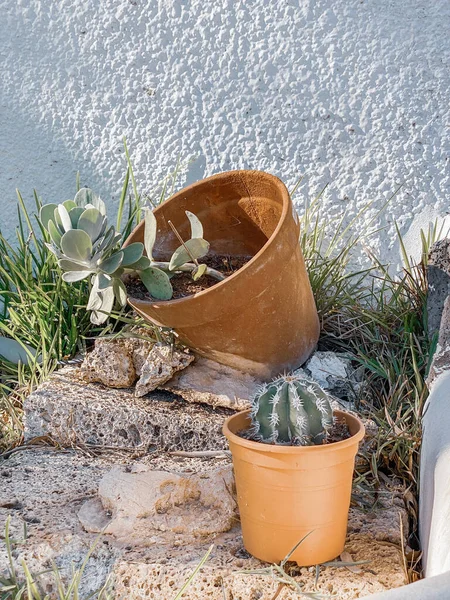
223,409,365,566
123,170,319,379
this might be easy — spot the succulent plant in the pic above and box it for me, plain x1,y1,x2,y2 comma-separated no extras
249,374,334,446
40,188,225,325
142,208,218,283
40,188,146,325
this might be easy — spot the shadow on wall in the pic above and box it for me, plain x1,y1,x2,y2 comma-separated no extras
184,154,207,188
0,102,104,241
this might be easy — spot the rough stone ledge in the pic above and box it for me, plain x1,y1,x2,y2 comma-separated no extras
24,366,233,451
24,365,380,460
0,449,408,600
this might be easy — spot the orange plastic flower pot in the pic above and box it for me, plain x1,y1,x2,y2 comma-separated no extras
123,170,319,379
223,409,365,566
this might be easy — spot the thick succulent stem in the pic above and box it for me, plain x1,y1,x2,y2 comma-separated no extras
150,261,226,282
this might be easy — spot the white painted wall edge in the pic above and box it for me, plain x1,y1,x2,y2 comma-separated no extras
360,571,450,599
419,369,450,577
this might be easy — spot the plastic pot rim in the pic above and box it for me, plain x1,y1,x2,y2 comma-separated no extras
223,408,365,454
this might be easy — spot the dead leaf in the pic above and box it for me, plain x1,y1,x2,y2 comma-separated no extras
340,551,363,574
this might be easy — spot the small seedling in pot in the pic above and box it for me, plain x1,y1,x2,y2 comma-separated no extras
143,208,225,285
40,188,225,325
249,373,334,446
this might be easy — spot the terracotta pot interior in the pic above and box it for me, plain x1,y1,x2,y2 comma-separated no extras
148,178,285,260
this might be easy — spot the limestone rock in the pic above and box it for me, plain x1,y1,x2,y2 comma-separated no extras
125,331,154,376
427,343,450,389
349,484,409,546
79,465,236,544
427,239,450,340
427,295,450,388
162,355,259,410
427,265,450,340
135,343,194,397
0,449,408,600
428,238,450,273
113,532,406,600
78,330,156,389
80,339,136,388
423,242,450,390
24,365,231,451
298,350,364,402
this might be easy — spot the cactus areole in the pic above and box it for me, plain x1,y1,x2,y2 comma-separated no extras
124,170,320,378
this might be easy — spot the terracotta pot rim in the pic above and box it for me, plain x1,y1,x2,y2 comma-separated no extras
127,169,292,307
223,409,365,454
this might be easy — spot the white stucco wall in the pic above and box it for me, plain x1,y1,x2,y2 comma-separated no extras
1,0,449,263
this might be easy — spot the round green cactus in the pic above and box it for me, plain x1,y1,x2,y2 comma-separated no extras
250,374,334,446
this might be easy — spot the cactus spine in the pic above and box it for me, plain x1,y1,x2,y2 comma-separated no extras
250,374,334,445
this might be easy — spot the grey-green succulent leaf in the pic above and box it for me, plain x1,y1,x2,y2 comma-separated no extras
192,263,207,281
63,199,77,211
77,207,105,242
144,209,158,261
74,188,106,215
90,283,116,324
98,215,108,239
62,270,91,283
99,284,115,313
121,242,144,266
91,308,108,325
98,251,123,275
45,243,63,259
97,273,112,289
61,229,93,262
58,259,93,272
58,204,73,232
169,238,210,271
93,226,116,253
69,206,85,227
48,220,63,246
87,284,103,311
53,206,65,233
111,232,122,247
140,267,173,300
186,210,203,239
127,255,151,271
0,336,37,366
113,278,128,306
39,203,58,230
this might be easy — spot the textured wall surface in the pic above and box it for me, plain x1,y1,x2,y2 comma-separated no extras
0,0,449,263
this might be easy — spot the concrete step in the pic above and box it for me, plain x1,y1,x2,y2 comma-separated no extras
24,365,232,451
0,448,408,600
